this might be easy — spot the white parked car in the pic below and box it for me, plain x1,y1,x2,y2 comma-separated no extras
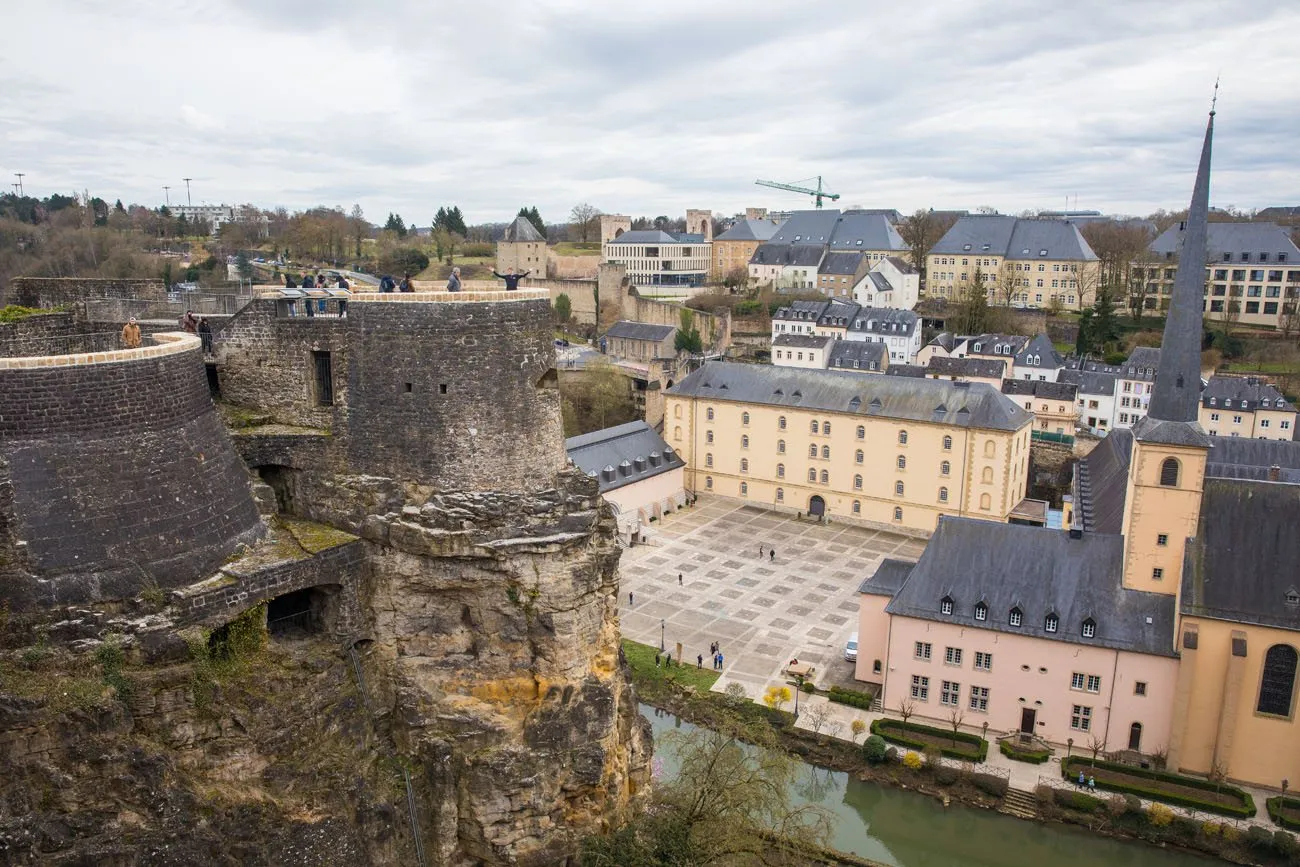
844,632,859,662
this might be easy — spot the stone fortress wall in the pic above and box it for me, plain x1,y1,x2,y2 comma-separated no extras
5,276,168,309
0,330,264,609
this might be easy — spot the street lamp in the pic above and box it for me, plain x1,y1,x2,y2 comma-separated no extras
660,619,665,652
794,673,805,721
1067,738,1074,759
982,721,989,744
1284,779,1290,803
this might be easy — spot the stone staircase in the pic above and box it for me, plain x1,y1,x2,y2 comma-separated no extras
1000,787,1039,820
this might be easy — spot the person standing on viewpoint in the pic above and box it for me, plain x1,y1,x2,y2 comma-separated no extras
120,317,142,349
491,267,530,291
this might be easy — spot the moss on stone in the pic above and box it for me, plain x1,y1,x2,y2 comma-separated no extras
278,517,357,554
0,305,51,324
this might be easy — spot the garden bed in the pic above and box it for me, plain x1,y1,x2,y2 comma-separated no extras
1000,740,1052,764
1267,796,1300,831
869,718,988,762
1061,756,1255,818
826,685,876,711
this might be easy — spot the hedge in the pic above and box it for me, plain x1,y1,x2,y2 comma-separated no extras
870,718,988,762
1000,740,1052,764
1061,756,1255,818
1267,796,1300,831
827,686,875,711
1053,788,1106,813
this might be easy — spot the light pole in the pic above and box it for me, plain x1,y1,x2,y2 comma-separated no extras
660,619,665,652
1284,778,1290,804
14,173,24,196
794,673,805,721
1067,737,1074,759
182,177,192,206
982,721,989,745
163,186,170,206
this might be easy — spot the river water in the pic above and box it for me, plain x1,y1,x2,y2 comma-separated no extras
642,705,1213,867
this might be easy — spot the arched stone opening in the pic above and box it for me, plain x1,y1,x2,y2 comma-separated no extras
255,464,299,514
266,584,343,638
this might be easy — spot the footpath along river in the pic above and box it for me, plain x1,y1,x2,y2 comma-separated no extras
643,705,1214,867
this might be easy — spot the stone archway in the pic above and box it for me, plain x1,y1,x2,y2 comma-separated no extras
808,495,826,517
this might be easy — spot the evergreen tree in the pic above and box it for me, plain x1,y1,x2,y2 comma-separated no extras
1075,308,1096,357
448,206,466,236
384,212,408,237
518,206,545,237
113,198,126,213
1091,286,1120,351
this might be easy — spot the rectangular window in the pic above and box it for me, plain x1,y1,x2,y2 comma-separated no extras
1135,681,1147,696
1071,672,1085,690
944,647,962,666
940,681,960,707
1087,675,1101,693
312,351,334,406
911,675,930,701
1071,705,1092,731
969,685,989,712
914,642,932,660
1152,567,1164,580
974,652,992,671
1157,533,1168,546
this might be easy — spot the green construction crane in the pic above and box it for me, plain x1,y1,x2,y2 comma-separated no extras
754,176,840,209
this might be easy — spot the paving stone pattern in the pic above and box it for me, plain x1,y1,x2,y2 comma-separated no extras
619,498,926,698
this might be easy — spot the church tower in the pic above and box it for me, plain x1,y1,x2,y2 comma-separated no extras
1119,108,1216,598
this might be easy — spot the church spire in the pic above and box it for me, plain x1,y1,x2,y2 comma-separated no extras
1147,106,1215,422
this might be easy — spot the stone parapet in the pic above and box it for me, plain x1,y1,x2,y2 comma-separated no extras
0,331,199,369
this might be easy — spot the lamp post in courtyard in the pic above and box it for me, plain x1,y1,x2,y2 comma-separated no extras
1284,779,1290,803
1067,738,1074,759
793,672,805,721
982,721,989,746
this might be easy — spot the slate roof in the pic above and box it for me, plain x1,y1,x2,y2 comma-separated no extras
1075,429,1133,535
886,517,1176,656
502,215,545,242
927,356,1007,380
866,272,894,293
1001,379,1078,401
963,333,1029,358
847,307,918,337
1131,415,1211,448
818,298,860,327
884,256,917,274
1057,369,1117,396
885,364,928,378
607,230,678,245
828,341,887,371
1181,478,1300,630
773,333,834,350
750,244,825,267
770,210,841,245
1121,347,1162,382
605,321,675,342
773,300,830,322
827,212,906,251
858,558,916,596
819,252,867,276
932,215,1098,261
1062,357,1122,374
1201,375,1294,411
1014,334,1065,369
1149,221,1300,262
1205,436,1300,483
715,219,780,243
565,420,684,494
667,361,1032,431
926,332,957,352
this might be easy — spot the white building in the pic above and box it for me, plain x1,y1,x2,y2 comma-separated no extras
565,421,686,545
1115,347,1159,428
603,229,711,290
772,333,834,369
169,204,268,238
1010,334,1065,382
844,307,921,364
853,256,920,310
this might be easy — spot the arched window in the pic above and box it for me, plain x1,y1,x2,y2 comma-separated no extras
821,445,830,459
673,425,681,441
741,411,750,426
1081,618,1096,638
980,493,991,510
778,415,787,430
856,425,866,440
981,467,993,484
808,468,817,482
898,430,909,445
705,476,713,489
776,463,785,478
707,407,715,421
984,440,996,458
811,420,819,434
823,422,832,435
974,602,987,621
820,469,829,484
895,481,905,496
674,404,682,419
777,439,786,454
1128,722,1143,751
1009,607,1023,627
854,474,863,490
706,430,714,444
740,458,749,473
939,487,949,503
809,444,818,458
852,500,861,514
897,455,906,470
1045,613,1059,633
1160,458,1180,487
1258,644,1298,716
855,449,864,464
942,435,953,450
705,453,713,467
740,482,748,496
776,487,784,502
893,506,903,522
941,460,951,475
741,435,749,449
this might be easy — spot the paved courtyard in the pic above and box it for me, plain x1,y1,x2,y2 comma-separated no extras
618,497,926,700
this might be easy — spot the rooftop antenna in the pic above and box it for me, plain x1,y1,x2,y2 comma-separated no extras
14,173,24,196
182,178,193,206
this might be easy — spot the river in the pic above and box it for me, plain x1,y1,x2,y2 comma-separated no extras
642,705,1213,867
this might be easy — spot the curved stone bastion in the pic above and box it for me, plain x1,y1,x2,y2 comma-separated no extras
0,331,265,609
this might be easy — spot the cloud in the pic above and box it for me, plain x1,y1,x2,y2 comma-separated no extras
2,0,1298,224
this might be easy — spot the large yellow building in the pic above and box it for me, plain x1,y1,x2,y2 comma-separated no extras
664,362,1033,533
1198,375,1296,439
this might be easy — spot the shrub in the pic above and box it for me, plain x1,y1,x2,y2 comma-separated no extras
733,300,763,316
1107,793,1129,817
902,751,923,771
1055,788,1105,814
827,686,875,711
1246,825,1273,849
972,773,1009,797
1221,824,1241,843
1200,820,1220,838
869,718,988,762
1060,756,1255,818
862,735,887,764
1266,796,1300,831
850,719,867,743
1035,784,1054,805
1274,830,1297,855
922,746,943,767
801,680,816,694
461,241,493,258
722,682,748,708
1147,803,1174,827
934,765,958,786
1124,793,1141,813
999,740,1051,764
884,747,898,763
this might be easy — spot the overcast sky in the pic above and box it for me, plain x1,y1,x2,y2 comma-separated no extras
3,0,1298,226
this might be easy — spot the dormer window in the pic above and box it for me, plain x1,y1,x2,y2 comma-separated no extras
941,596,954,615
1045,613,1059,633
1287,588,1300,607
1009,607,1023,627
974,602,988,622
1082,618,1097,638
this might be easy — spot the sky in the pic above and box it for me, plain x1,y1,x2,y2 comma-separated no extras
3,0,1299,227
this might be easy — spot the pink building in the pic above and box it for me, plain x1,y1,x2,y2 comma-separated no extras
857,520,1179,753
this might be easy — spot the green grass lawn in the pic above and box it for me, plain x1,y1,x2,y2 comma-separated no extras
1223,361,1300,375
623,639,720,693
553,241,602,256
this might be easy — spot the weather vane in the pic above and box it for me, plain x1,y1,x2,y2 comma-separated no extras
1210,77,1219,116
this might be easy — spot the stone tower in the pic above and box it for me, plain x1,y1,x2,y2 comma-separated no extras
599,214,631,244
1120,109,1216,599
496,215,548,278
685,209,714,241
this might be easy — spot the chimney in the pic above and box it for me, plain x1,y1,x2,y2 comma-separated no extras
1069,528,1083,539
1269,465,1282,482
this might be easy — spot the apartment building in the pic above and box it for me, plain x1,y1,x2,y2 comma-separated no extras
818,253,870,297
1199,375,1296,439
771,334,835,369
711,217,780,282
845,308,921,364
1115,347,1159,429
1137,222,1300,329
1058,367,1119,433
1001,379,1080,437
603,229,711,288
854,257,921,311
665,361,1033,533
1011,334,1065,382
749,209,907,289
926,216,1100,310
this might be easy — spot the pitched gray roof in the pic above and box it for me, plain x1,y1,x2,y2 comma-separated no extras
1149,221,1300,262
750,244,825,267
847,307,918,337
1121,347,1162,382
1001,379,1077,401
773,300,830,322
1058,369,1117,396
858,558,915,596
818,298,860,327
885,364,927,378
715,218,780,242
828,341,887,371
1063,357,1121,374
770,210,841,245
1205,436,1300,483
1014,334,1065,368
828,212,906,251
502,215,545,243
1181,478,1300,630
885,256,917,274
1201,375,1294,411
964,333,1029,357
773,333,834,350
867,272,893,293
565,420,684,494
819,252,867,276
1075,429,1133,535
667,361,1032,431
605,321,675,342
1131,415,1212,448
932,215,1018,256
932,215,1097,261
886,517,1176,656
927,356,1006,379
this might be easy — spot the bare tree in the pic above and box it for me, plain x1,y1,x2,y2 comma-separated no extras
825,719,844,740
898,209,959,290
1207,756,1228,794
1088,733,1108,766
998,260,1022,308
897,697,915,727
948,707,966,746
1282,302,1300,343
569,203,601,243
805,703,831,735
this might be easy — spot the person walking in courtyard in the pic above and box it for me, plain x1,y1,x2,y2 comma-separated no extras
769,547,776,562
717,652,724,670
678,573,683,586
197,317,213,353
491,266,529,291
446,267,462,292
697,654,703,669
628,591,634,607
654,652,661,668
758,544,764,558
120,317,141,349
